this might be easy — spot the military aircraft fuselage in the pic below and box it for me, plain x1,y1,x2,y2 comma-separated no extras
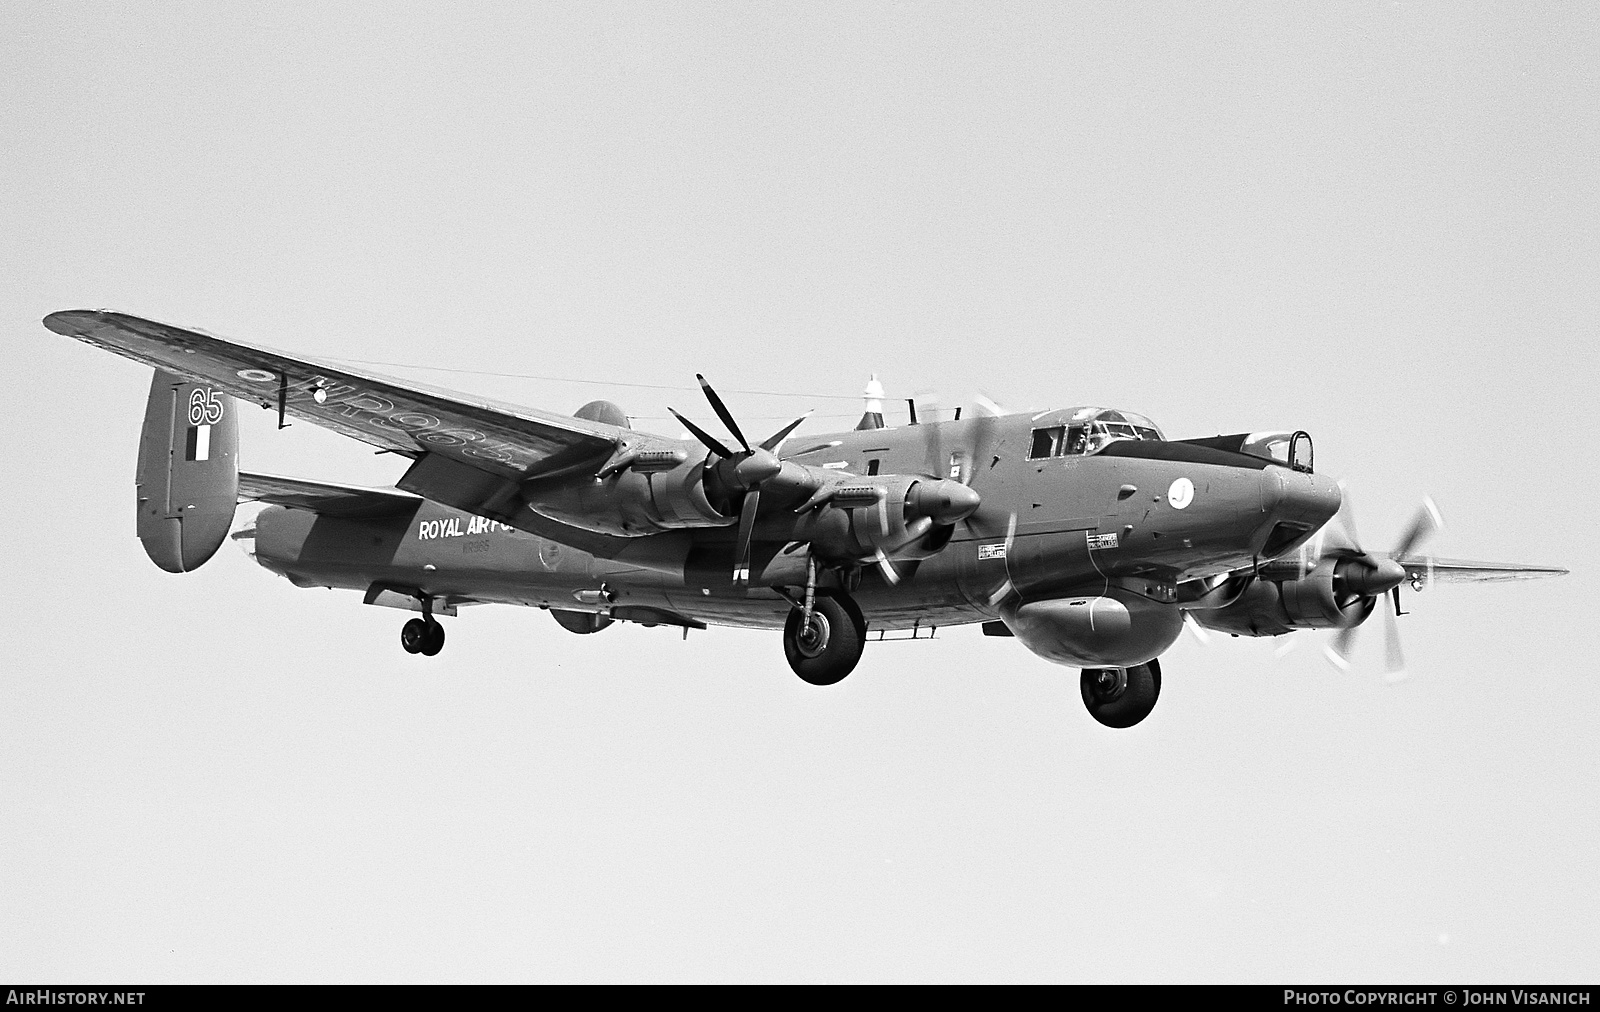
241,410,1342,649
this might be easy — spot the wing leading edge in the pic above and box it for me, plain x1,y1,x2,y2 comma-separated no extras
1399,556,1570,586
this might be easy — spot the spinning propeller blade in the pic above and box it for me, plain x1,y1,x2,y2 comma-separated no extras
972,393,1007,418
910,388,1001,532
1381,597,1407,682
874,548,901,586
1325,625,1357,671
1320,491,1445,679
1391,496,1444,561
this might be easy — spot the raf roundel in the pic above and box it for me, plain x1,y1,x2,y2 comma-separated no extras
1167,477,1195,510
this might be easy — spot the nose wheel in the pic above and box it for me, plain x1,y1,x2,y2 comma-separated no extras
401,616,446,656
783,591,866,686
1080,659,1161,727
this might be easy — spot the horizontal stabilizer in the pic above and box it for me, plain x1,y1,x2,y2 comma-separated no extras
238,471,421,519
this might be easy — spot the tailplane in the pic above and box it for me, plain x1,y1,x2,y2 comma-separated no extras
136,369,239,572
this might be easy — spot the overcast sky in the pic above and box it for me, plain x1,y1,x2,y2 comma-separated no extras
3,2,1596,983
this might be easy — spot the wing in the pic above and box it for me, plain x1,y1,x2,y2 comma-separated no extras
238,471,421,519
1399,556,1570,586
45,310,621,482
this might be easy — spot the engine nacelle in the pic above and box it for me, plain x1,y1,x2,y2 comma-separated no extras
789,475,968,565
509,454,735,536
639,458,736,530
998,586,1183,668
1190,559,1374,637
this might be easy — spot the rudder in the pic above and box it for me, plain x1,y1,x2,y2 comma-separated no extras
136,369,240,572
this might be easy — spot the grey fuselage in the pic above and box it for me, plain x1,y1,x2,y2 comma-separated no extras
240,410,1339,634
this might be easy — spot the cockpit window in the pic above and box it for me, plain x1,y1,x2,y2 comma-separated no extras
1030,426,1063,459
1029,409,1163,458
1065,424,1089,455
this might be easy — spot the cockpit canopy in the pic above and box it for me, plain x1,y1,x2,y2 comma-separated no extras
1027,407,1164,459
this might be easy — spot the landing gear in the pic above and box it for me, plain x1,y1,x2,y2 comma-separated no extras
401,616,445,656
1080,658,1161,728
783,591,866,686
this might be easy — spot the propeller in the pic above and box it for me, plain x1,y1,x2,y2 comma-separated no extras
912,390,1003,509
971,392,1009,418
907,389,1008,608
1320,487,1445,679
669,374,807,586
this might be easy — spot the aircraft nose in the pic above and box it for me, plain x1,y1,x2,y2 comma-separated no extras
1265,467,1342,529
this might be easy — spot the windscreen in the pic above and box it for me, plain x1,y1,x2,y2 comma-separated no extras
1083,409,1162,452
1029,408,1164,459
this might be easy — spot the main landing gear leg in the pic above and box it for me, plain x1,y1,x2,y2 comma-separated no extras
783,589,866,686
400,598,446,657
1079,659,1161,728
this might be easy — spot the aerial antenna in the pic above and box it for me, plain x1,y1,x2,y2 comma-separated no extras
855,374,885,431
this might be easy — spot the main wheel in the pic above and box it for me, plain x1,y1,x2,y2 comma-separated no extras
400,617,429,654
1080,658,1161,728
783,593,866,686
419,620,446,656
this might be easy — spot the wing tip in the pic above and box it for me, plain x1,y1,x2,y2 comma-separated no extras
42,309,107,335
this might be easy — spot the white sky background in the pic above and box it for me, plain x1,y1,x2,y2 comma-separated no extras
2,2,1597,983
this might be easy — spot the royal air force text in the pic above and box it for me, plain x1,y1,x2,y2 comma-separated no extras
416,516,511,540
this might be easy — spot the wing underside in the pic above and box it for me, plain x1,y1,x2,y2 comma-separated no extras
238,471,422,519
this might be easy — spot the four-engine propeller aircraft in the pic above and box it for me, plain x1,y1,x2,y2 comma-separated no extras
43,310,1568,728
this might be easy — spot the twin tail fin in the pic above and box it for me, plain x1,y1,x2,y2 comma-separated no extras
136,369,239,572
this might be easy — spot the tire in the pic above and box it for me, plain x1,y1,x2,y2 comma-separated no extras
1080,658,1162,728
783,592,867,686
400,617,429,654
419,620,446,657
